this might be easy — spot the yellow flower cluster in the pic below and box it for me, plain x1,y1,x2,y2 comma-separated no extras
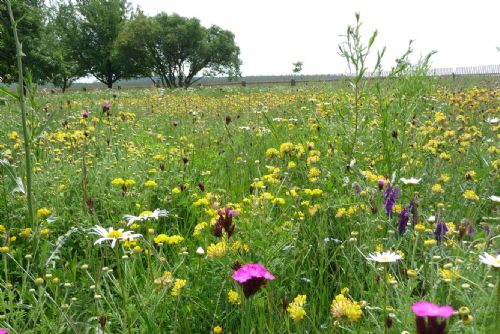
330,291,362,323
287,294,307,321
171,279,187,297
153,234,184,245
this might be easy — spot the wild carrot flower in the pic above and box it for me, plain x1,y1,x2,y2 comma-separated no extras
412,301,454,334
231,263,275,297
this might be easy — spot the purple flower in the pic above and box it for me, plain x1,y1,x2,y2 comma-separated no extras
231,263,275,298
398,207,409,235
434,220,448,243
103,100,110,113
383,184,400,218
82,110,89,118
412,301,454,334
0,329,8,334
409,198,419,226
213,208,238,238
378,178,386,190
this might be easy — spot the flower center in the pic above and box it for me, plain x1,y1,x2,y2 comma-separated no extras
107,230,123,238
140,210,153,217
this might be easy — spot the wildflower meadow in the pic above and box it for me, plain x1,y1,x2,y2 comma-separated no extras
0,8,499,334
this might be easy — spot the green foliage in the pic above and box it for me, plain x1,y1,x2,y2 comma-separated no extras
116,13,241,88
73,0,133,88
0,0,45,83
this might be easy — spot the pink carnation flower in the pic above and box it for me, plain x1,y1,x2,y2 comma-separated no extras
0,329,8,334
231,263,275,297
412,301,454,318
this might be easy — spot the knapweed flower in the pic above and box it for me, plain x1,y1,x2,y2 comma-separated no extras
478,253,500,268
330,293,362,323
213,208,238,238
123,209,169,226
383,184,400,218
400,177,422,185
82,111,89,118
287,294,307,321
91,226,142,248
366,251,402,263
231,263,275,297
412,301,454,334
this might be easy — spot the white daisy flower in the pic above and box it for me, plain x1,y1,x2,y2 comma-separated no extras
485,118,499,124
489,195,500,203
91,225,142,248
123,209,169,226
400,177,422,185
478,253,500,268
366,251,402,263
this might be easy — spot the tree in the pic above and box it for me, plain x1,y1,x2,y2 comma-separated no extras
40,2,85,92
73,0,133,88
116,13,241,88
0,0,45,83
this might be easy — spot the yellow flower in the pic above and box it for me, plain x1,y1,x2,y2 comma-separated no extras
330,293,362,323
439,174,451,183
279,142,294,154
20,228,32,238
213,326,223,334
287,161,296,169
439,268,460,282
0,225,6,233
37,208,51,218
144,180,157,187
171,187,181,194
308,167,320,181
463,190,479,201
153,234,184,245
193,222,208,236
431,184,444,193
228,290,241,305
424,239,437,247
124,179,136,186
171,279,187,297
287,294,307,321
40,228,49,237
207,240,227,258
111,178,125,185
265,148,280,159
0,246,10,253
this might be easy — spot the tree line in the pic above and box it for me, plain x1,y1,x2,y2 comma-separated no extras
0,0,241,91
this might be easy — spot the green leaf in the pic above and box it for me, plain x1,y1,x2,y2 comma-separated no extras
0,85,19,100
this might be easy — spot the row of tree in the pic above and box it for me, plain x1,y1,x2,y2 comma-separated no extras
0,0,241,91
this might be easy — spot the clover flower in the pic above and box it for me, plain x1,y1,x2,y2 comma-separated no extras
231,263,275,297
412,301,454,334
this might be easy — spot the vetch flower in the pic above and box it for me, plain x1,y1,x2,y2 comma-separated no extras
91,225,142,248
412,301,454,334
478,253,500,268
123,209,169,226
383,184,400,218
366,251,402,263
231,263,275,297
434,219,448,243
398,207,410,235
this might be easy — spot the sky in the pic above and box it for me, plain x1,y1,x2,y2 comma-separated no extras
126,0,500,76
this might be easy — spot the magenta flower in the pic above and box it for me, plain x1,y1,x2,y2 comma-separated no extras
213,207,238,238
82,110,89,118
412,301,454,334
231,263,275,297
0,329,8,334
103,100,110,113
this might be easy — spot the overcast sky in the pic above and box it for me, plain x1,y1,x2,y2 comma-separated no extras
131,0,499,76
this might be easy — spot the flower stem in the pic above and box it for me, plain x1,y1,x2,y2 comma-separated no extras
115,247,131,334
7,0,35,228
